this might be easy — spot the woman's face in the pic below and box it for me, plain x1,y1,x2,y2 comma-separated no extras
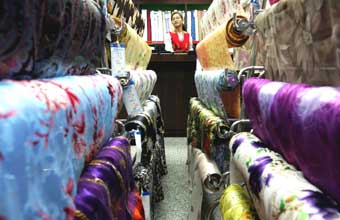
171,13,183,28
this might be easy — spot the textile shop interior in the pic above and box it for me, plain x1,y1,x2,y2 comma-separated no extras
1,0,340,220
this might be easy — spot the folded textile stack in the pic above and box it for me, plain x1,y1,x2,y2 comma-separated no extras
243,77,340,205
187,98,230,172
130,70,157,104
195,69,241,119
0,74,122,219
0,0,106,80
254,0,340,86
219,184,258,220
74,137,145,220
230,132,340,220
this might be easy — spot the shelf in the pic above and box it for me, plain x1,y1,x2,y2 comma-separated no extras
150,53,196,62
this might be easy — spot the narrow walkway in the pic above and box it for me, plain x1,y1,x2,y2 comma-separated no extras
154,137,190,219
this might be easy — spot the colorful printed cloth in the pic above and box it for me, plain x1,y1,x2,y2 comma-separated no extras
195,69,241,119
0,74,122,220
230,132,340,220
130,71,157,104
254,0,340,86
0,0,106,80
187,98,230,172
243,78,340,204
74,137,145,220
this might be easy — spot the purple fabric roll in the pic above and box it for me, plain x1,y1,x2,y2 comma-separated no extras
243,78,340,204
74,137,141,220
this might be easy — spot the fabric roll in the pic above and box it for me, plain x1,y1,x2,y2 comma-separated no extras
130,70,157,104
112,18,151,70
243,77,340,204
219,184,258,220
196,23,236,70
74,137,145,220
195,69,241,119
192,148,223,193
0,74,122,220
187,98,230,172
230,132,340,220
254,0,340,86
0,0,106,80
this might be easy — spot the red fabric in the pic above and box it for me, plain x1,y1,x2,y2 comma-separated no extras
170,32,190,52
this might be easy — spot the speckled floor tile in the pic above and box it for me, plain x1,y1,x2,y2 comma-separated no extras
154,137,190,220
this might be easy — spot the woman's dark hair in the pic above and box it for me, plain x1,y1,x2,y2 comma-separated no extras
171,11,186,31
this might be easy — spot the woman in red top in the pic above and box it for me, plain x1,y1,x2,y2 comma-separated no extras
165,11,193,52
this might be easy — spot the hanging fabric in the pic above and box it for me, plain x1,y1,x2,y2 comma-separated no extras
195,69,241,119
0,74,122,220
243,77,340,205
130,70,157,105
0,0,106,80
230,132,340,220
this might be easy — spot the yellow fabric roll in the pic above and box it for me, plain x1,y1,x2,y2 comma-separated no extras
220,184,258,220
112,17,151,70
196,23,235,70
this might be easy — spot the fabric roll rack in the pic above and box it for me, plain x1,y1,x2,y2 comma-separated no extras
0,74,122,220
229,132,340,220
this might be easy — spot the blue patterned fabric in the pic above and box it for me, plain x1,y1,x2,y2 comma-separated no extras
0,74,122,220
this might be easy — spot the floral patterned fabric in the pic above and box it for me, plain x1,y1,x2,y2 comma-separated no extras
130,70,157,105
195,69,241,119
187,98,230,172
0,0,106,80
254,0,340,86
230,132,340,220
0,74,122,220
243,78,340,205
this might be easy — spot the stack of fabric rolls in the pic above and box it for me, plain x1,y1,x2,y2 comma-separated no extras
74,137,144,220
0,1,145,219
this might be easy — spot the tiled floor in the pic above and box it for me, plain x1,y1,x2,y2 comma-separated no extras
154,137,190,220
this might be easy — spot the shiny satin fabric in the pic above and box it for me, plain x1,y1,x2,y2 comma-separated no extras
219,184,258,220
243,78,340,205
254,0,340,86
0,74,122,220
74,137,145,220
195,69,241,119
187,98,230,172
112,18,151,71
130,70,157,104
230,132,340,220
0,0,106,80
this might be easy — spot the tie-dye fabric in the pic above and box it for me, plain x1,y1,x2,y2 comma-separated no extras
230,132,340,220
0,74,122,220
243,77,340,204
